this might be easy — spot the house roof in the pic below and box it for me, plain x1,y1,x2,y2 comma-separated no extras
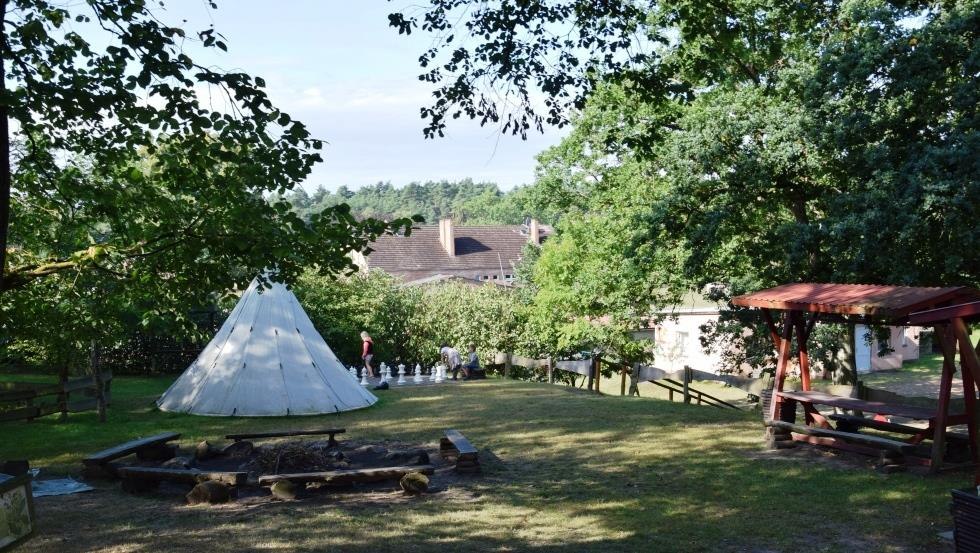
731,283,980,319
366,224,546,275
399,273,512,288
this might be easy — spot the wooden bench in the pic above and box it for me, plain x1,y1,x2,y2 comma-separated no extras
82,432,181,471
776,390,942,420
118,467,246,489
827,413,929,435
440,429,480,473
225,428,346,447
769,421,916,454
257,465,434,486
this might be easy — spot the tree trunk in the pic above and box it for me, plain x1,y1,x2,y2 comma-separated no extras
90,339,107,423
0,0,11,293
834,324,857,386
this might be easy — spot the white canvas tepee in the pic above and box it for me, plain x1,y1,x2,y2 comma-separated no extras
157,278,377,416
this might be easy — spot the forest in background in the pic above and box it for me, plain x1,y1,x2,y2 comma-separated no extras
273,179,558,226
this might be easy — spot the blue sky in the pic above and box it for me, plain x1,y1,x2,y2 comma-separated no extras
160,1,566,191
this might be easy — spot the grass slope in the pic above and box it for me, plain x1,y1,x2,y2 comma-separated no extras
0,375,961,552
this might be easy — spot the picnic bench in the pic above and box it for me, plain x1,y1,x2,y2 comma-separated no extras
82,432,180,475
733,283,980,474
440,429,480,474
225,428,346,447
257,465,434,486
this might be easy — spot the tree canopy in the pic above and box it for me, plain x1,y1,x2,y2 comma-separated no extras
0,0,415,367
394,1,980,371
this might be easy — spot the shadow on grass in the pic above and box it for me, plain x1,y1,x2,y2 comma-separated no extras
3,377,960,553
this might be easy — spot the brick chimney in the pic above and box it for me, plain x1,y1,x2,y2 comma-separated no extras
528,218,540,245
439,218,455,256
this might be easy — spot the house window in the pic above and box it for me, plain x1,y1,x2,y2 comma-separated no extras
902,327,908,347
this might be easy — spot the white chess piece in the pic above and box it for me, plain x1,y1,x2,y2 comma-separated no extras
359,367,369,386
349,367,357,380
434,364,444,383
378,363,386,382
413,363,423,383
429,364,437,382
397,363,406,385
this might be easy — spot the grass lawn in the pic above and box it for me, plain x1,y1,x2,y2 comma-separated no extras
0,373,962,552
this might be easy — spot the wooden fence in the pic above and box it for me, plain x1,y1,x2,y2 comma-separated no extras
0,372,113,422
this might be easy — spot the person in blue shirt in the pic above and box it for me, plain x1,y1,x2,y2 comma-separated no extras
462,343,484,380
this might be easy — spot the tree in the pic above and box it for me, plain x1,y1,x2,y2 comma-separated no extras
1,1,416,372
393,1,980,374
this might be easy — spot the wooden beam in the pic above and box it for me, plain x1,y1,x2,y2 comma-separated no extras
760,309,781,349
768,312,795,423
951,317,980,470
257,465,434,486
793,312,812,393
932,324,957,473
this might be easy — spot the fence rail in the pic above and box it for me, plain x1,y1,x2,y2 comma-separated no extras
0,372,113,422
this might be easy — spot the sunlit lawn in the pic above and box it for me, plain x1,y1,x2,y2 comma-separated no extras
0,373,961,552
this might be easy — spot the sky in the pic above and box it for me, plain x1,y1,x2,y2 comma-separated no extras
158,0,566,192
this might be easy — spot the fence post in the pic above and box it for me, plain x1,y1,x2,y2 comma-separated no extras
504,352,512,379
594,357,602,395
683,365,692,404
587,356,595,392
547,357,554,384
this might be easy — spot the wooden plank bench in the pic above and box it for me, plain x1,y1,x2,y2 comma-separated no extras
225,428,346,447
827,413,929,435
257,465,434,486
118,467,246,487
440,429,480,474
776,390,943,420
82,432,181,469
769,421,917,454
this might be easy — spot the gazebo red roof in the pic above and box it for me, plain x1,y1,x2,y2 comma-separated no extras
731,283,980,319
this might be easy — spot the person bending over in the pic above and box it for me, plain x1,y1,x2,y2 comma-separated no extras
440,344,463,380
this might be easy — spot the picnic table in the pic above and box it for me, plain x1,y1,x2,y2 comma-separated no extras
733,283,980,474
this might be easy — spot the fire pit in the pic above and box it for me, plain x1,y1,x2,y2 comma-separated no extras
82,428,481,505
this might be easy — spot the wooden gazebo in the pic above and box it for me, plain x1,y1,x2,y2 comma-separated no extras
732,283,980,474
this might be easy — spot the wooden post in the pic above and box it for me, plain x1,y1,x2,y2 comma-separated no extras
620,367,627,396
794,312,812,392
587,356,595,392
668,388,674,402
504,352,512,379
594,357,602,395
90,339,106,423
951,318,980,469
931,324,956,473
683,365,691,404
768,313,795,424
547,356,554,384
